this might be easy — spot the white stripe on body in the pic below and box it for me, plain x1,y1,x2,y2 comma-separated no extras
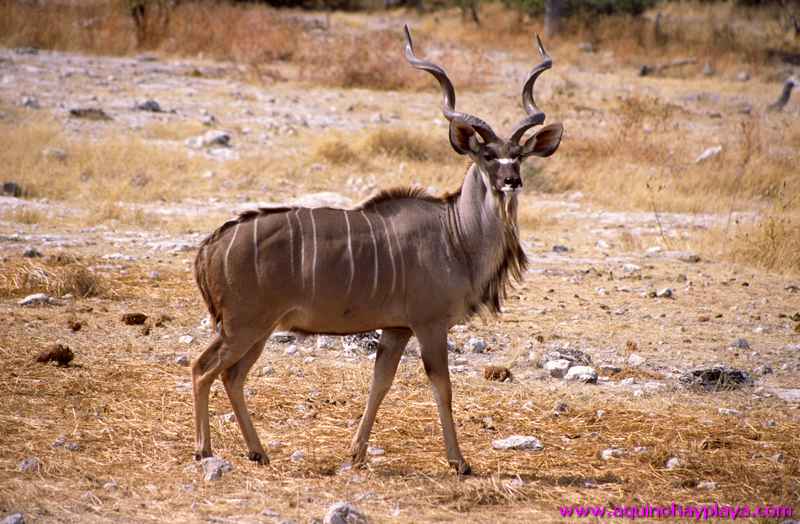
253,217,261,287
285,212,295,279
295,209,305,290
343,210,355,298
376,211,397,295
224,223,241,290
309,209,318,303
360,210,379,300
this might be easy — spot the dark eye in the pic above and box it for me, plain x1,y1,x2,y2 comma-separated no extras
484,151,497,161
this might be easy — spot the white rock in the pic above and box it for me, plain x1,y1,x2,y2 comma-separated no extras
285,344,299,356
466,337,487,354
323,501,368,524
595,239,610,249
290,450,305,462
316,336,336,350
175,354,190,366
178,335,194,345
697,480,717,490
564,366,598,383
718,408,741,416
220,412,236,423
201,457,232,481
1,513,24,524
596,410,605,418
622,263,641,273
656,287,673,298
627,354,645,367
665,457,680,469
186,130,231,149
491,435,543,451
772,388,800,402
18,293,56,306
695,145,722,164
258,365,274,377
303,356,315,364
544,359,571,378
367,446,385,456
600,448,624,460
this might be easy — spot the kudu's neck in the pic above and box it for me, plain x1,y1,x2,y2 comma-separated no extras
450,164,520,283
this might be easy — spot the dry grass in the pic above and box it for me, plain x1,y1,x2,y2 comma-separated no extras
0,260,107,299
0,111,215,204
2,207,45,225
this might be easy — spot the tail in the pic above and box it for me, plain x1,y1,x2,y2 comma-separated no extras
194,240,221,331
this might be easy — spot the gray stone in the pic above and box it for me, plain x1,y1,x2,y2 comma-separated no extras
258,365,274,377
290,450,305,462
754,365,773,375
544,359,571,378
731,338,751,350
285,344,299,356
175,354,190,366
622,263,641,273
2,181,24,197
367,446,384,456
323,502,368,524
178,335,194,345
18,457,41,473
201,457,232,481
1,513,24,524
316,336,336,350
135,99,162,112
665,457,680,470
220,412,236,423
22,247,42,258
703,62,715,76
466,337,487,354
655,288,673,299
564,366,598,384
492,435,543,451
342,332,380,354
544,347,592,366
718,407,741,416
21,96,39,109
552,245,569,253
186,130,231,149
270,331,296,344
599,364,622,375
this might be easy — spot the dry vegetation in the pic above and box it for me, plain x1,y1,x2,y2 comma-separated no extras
1,1,799,522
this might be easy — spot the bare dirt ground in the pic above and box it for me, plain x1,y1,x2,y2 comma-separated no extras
1,14,799,524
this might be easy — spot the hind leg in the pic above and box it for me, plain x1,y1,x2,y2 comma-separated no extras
221,337,269,464
191,332,262,460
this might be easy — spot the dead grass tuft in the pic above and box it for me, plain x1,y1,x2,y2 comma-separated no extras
312,135,361,166
359,127,452,163
0,260,108,299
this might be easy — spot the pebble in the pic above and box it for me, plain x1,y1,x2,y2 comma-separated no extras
270,331,296,344
290,450,305,462
600,448,624,460
18,457,41,473
18,293,58,307
323,502,368,524
22,247,42,258
666,457,680,469
221,412,236,423
754,365,773,375
285,344,299,356
466,337,487,354
627,354,645,367
0,514,24,524
258,365,274,377
316,336,336,350
367,446,385,456
655,287,673,299
622,263,641,273
42,147,67,161
491,435,543,451
175,354,191,366
731,338,751,350
544,359,571,378
135,99,162,112
178,335,194,345
186,130,231,149
21,96,39,108
201,457,232,481
695,146,722,163
697,480,717,490
552,245,569,253
564,366,598,384
718,408,741,416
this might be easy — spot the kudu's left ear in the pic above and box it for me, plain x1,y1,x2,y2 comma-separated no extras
449,119,482,155
521,123,563,158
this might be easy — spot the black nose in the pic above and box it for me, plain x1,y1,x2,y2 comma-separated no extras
504,177,522,188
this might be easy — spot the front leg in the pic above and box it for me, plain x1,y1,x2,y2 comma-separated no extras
349,328,412,466
413,322,471,475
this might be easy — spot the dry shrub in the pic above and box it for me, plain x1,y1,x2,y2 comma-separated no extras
3,207,45,225
312,135,360,165
359,127,452,163
0,260,107,299
727,213,800,274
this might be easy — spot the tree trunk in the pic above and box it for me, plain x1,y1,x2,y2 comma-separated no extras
544,0,563,39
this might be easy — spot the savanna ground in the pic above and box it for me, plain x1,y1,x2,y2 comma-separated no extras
1,1,799,522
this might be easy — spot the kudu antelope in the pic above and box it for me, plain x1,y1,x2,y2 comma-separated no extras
192,26,563,475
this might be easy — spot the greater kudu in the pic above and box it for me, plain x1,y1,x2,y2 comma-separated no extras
192,26,563,475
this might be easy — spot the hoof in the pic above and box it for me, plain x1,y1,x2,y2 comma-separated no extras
350,443,367,466
451,460,472,476
194,450,212,461
248,451,269,465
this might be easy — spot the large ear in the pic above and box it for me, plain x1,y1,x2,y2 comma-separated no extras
449,119,481,155
521,123,563,158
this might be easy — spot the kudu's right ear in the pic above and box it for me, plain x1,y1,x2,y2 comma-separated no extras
449,119,481,155
521,122,563,158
